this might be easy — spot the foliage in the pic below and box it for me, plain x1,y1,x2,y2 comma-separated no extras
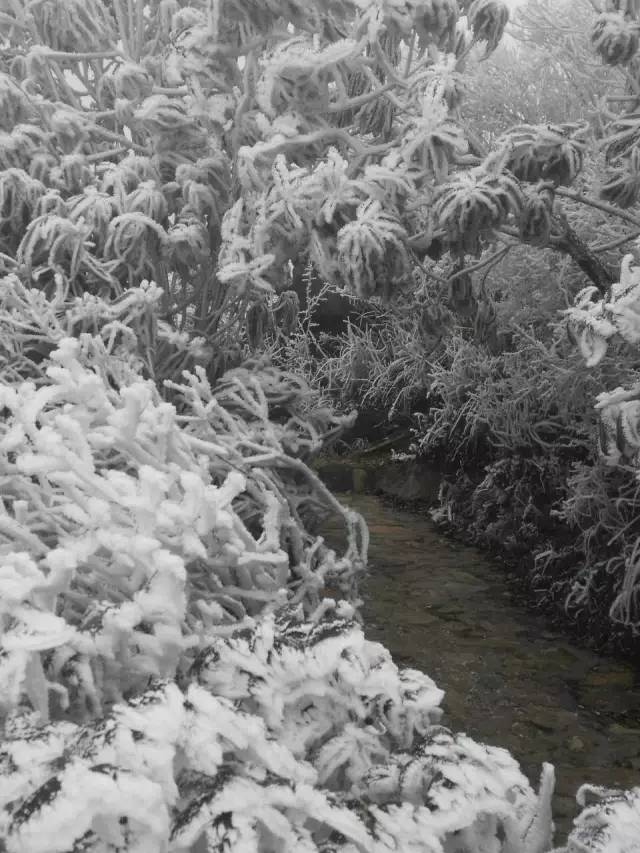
592,11,639,65
498,124,586,187
309,291,452,419
434,153,523,257
539,253,640,634
534,459,640,635
413,330,603,464
564,254,640,372
414,243,640,647
430,454,571,576
407,249,640,648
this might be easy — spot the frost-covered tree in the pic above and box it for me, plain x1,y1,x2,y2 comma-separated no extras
3,0,640,344
0,0,508,330
0,0,626,351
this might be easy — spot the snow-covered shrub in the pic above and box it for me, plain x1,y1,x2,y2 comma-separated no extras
559,252,640,630
0,272,367,726
1,603,556,853
534,459,640,638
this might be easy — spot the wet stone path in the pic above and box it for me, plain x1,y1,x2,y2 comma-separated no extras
322,491,640,838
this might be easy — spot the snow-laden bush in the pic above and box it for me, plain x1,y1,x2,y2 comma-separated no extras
0,272,367,727
1,603,558,853
560,252,640,629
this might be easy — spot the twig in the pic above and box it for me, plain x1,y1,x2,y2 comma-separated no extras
448,246,511,282
416,259,448,284
88,124,149,154
358,431,411,455
39,49,121,61
84,147,130,162
592,231,640,252
403,32,416,78
328,80,396,114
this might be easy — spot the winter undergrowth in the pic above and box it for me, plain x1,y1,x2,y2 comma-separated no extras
0,272,567,853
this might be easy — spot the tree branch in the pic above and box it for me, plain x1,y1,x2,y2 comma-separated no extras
448,247,511,282
552,206,615,293
38,49,121,61
592,231,640,252
555,187,640,229
327,80,396,114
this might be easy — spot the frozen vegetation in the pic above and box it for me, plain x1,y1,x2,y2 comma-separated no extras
1,0,640,849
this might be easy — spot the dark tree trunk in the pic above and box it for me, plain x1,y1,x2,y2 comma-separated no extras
552,209,615,295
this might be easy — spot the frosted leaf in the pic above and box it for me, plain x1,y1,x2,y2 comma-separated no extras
595,384,640,410
133,95,193,131
192,606,444,761
337,199,408,297
618,400,640,449
0,713,77,817
0,649,31,715
255,36,360,117
607,289,640,344
0,552,45,608
358,161,414,207
315,723,387,788
399,92,468,182
357,728,552,849
3,605,76,652
217,253,276,291
577,326,608,367
313,149,361,226
613,253,640,297
353,0,414,41
567,255,640,369
6,761,169,853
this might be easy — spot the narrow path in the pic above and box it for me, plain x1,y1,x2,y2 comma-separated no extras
324,492,640,838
